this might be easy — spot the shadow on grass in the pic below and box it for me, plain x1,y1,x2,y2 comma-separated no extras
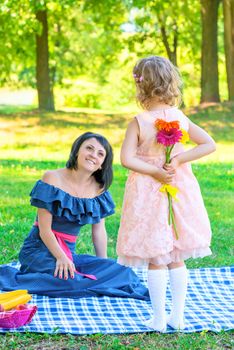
0,106,130,130
187,102,234,142
1,102,233,142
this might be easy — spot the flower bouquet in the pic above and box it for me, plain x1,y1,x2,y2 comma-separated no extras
155,119,189,239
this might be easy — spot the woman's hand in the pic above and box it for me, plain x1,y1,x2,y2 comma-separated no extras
153,167,175,183
164,156,181,172
54,256,76,280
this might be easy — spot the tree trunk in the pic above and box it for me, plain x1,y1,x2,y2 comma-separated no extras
200,0,220,103
223,0,234,101
36,10,55,111
159,21,178,66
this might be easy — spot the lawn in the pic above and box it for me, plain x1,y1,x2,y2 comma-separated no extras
0,103,233,349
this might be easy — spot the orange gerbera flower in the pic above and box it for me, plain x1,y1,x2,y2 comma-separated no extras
155,119,180,132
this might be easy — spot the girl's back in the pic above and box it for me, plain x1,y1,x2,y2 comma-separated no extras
134,107,188,161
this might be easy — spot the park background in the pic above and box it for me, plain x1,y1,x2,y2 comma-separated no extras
0,0,233,349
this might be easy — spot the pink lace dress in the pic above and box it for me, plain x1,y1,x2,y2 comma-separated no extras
117,107,212,267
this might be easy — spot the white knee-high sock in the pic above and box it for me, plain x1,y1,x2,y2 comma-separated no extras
145,269,167,332
167,266,188,330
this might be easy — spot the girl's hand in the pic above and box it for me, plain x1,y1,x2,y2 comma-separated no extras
164,156,181,172
153,168,175,184
54,256,76,280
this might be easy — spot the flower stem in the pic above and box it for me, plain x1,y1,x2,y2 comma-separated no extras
171,208,179,240
165,145,178,239
167,191,179,239
167,192,172,224
166,145,174,163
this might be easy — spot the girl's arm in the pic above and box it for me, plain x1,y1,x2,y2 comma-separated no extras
38,208,75,279
92,219,107,258
121,119,175,183
165,119,216,170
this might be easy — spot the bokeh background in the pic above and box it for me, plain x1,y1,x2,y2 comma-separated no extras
0,0,234,111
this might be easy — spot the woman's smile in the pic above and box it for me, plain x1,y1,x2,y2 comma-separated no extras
77,138,106,172
86,158,96,165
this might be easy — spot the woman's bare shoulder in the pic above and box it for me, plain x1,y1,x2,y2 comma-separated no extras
42,169,63,187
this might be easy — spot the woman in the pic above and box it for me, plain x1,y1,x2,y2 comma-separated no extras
0,132,148,300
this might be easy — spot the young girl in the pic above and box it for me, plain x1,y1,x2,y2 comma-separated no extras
116,56,216,331
0,132,148,300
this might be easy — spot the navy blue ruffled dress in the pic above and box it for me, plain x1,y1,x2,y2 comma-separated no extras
0,180,149,300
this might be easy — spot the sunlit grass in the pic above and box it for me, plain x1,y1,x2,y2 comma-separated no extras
1,103,234,163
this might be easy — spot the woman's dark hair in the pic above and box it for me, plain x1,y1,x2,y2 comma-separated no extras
66,132,113,190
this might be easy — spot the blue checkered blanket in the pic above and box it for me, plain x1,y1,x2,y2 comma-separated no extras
0,264,233,334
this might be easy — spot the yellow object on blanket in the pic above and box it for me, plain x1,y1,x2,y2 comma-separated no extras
0,290,32,311
0,290,28,302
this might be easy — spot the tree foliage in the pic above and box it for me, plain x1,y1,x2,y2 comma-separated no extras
0,0,231,108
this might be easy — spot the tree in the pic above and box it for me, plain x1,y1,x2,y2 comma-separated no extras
200,0,220,103
0,0,55,110
36,9,54,111
126,0,201,68
33,0,80,111
223,0,234,101
0,0,127,110
0,1,36,86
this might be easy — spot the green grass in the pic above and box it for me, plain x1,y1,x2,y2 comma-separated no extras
0,331,233,350
0,103,233,349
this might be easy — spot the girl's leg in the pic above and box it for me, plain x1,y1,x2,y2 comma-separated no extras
167,261,187,330
145,263,168,332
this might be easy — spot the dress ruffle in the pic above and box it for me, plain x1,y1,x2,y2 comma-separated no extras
118,247,212,267
30,180,115,224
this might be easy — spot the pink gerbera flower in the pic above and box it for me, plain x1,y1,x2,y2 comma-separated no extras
156,128,183,146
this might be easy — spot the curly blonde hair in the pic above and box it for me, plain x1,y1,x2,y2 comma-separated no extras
133,56,182,109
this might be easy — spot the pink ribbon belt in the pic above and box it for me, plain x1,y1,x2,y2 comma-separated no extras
34,222,97,280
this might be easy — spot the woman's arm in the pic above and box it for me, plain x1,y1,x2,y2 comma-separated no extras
92,219,107,258
38,208,64,260
38,208,75,279
121,119,175,183
37,171,75,279
165,119,216,170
